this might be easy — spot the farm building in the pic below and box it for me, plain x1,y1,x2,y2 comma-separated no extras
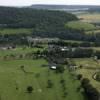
0,45,15,50
27,37,60,45
69,65,79,70
60,47,69,51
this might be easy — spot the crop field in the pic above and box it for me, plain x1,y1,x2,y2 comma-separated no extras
66,21,96,31
0,58,84,100
86,29,100,34
78,13,100,23
0,28,33,35
72,58,100,92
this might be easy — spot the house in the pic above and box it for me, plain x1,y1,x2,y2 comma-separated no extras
69,65,79,70
27,37,60,46
0,45,14,50
48,44,60,52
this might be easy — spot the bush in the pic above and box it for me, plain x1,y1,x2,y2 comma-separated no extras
56,66,65,73
47,80,53,88
96,72,100,81
77,74,82,80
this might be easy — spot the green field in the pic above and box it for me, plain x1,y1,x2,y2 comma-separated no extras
0,47,43,58
0,47,45,61
72,58,100,92
0,59,84,100
0,46,85,100
66,21,96,31
0,28,33,35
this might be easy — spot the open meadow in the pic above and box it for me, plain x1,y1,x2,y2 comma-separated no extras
0,28,33,35
0,58,84,100
66,21,96,31
0,47,44,59
0,45,86,100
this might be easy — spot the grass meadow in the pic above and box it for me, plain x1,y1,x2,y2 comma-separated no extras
0,59,84,100
0,28,33,35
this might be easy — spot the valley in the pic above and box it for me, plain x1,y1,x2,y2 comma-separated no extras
0,5,99,100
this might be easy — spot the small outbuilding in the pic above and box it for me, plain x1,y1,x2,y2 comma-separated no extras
50,65,57,70
49,64,57,70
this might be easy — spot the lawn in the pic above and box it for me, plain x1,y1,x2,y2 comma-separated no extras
66,21,96,31
72,58,100,92
0,28,33,35
0,59,84,100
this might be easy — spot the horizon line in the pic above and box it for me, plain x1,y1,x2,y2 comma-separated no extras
0,4,100,7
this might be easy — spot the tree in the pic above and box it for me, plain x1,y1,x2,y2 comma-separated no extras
81,78,99,100
20,65,24,69
56,66,65,73
96,72,100,81
27,86,33,93
47,80,53,88
81,78,90,86
77,74,82,80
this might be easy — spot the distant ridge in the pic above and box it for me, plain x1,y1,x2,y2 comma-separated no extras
29,4,100,11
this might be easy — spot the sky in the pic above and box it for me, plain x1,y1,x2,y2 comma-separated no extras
0,0,100,6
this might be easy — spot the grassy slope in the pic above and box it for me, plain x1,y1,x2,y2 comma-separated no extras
0,59,84,100
66,21,96,31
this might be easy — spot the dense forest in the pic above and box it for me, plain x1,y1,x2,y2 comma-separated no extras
0,6,77,27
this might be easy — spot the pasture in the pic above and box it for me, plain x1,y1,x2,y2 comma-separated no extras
0,46,46,60
0,28,33,35
0,59,84,100
66,21,96,31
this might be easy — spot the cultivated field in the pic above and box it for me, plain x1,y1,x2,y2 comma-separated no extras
72,58,100,92
86,29,100,34
78,13,100,23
